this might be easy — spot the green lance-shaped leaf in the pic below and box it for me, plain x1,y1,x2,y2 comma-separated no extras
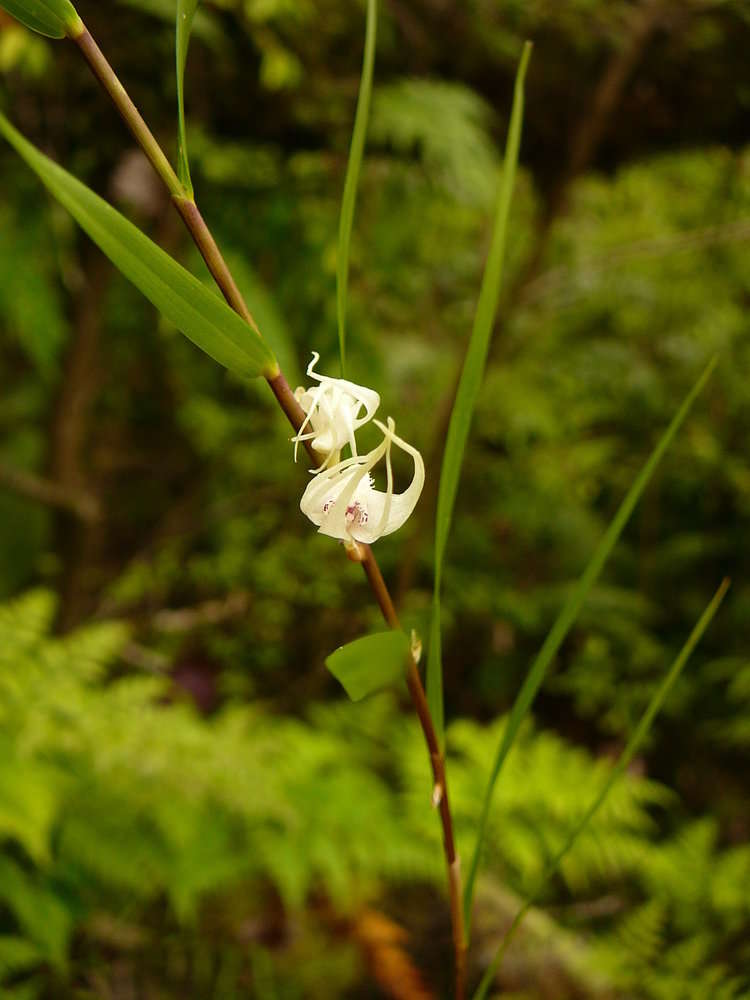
0,111,277,380
336,0,377,377
0,0,83,38
427,42,532,743
471,577,730,1000
176,0,199,196
326,630,409,701
462,355,718,934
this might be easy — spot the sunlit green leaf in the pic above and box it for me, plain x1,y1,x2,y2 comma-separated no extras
0,856,72,968
176,0,199,196
326,630,409,701
427,42,532,743
336,0,376,377
463,355,718,933
0,111,278,380
0,0,82,39
0,935,44,977
471,578,730,1000
0,744,59,864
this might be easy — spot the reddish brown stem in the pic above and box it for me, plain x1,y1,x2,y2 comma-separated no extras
268,370,309,439
174,197,261,336
74,29,183,198
361,545,466,998
72,25,466,998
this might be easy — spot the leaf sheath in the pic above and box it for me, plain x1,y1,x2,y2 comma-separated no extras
427,42,532,743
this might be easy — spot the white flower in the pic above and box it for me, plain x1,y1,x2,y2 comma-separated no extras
292,352,380,468
300,417,425,544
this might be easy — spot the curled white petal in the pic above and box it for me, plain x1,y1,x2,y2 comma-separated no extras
291,352,380,468
299,417,425,544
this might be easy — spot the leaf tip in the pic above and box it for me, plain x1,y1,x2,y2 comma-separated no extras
517,40,533,82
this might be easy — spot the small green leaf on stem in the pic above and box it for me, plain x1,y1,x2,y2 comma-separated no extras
427,41,532,745
471,577,730,1000
176,0,199,197
326,630,409,701
336,0,377,377
0,111,277,380
0,0,83,38
462,355,718,935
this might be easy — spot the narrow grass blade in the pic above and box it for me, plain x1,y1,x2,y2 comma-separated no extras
427,42,532,744
176,0,199,197
0,0,82,38
471,578,730,1000
462,355,718,933
0,111,277,380
336,0,376,377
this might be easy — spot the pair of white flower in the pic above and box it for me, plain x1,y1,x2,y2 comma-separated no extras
292,353,425,545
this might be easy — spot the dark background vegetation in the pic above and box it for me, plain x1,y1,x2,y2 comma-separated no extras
1,0,749,997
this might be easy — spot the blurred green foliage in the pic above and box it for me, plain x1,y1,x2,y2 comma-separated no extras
0,0,749,996
1,591,748,997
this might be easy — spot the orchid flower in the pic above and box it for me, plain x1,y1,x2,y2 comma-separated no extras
300,417,425,544
292,352,380,468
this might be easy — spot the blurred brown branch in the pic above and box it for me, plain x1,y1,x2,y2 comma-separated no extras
151,591,252,634
49,252,110,631
0,461,100,521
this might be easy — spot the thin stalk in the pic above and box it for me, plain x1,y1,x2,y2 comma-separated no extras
74,26,263,341
69,21,466,998
336,0,377,376
74,29,183,198
267,369,309,438
173,197,262,336
358,544,466,998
